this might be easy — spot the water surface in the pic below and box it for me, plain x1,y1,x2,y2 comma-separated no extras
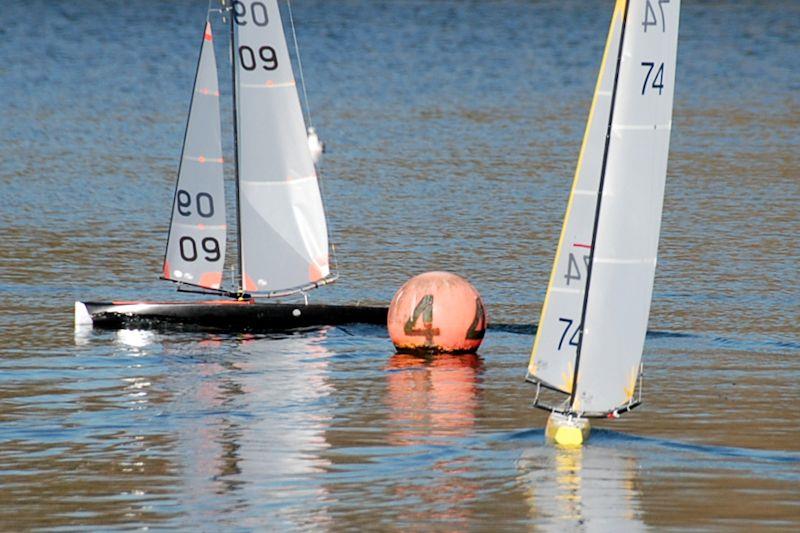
1,0,798,529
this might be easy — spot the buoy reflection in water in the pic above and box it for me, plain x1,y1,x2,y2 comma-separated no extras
383,352,483,525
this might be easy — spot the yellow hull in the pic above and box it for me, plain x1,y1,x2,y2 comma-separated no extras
545,412,591,447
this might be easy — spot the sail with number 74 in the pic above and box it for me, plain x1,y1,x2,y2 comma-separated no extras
527,0,681,417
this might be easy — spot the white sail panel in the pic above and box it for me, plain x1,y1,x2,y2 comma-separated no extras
164,23,226,290
233,0,330,294
527,0,626,393
573,0,681,414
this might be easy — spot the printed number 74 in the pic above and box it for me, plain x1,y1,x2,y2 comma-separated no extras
557,318,581,350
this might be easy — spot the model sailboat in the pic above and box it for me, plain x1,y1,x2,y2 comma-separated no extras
526,0,681,445
76,0,385,331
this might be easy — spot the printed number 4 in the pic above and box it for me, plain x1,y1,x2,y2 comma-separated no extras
404,294,440,344
557,318,581,350
641,62,665,95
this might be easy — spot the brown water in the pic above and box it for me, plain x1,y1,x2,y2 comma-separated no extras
1,0,798,530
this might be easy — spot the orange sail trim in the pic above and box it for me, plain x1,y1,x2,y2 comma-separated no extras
308,255,329,282
243,274,259,292
204,22,213,42
199,271,223,289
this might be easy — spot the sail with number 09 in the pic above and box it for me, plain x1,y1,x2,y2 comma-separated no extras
527,0,681,417
233,0,332,295
163,22,227,291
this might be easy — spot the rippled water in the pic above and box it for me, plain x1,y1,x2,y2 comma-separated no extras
1,0,798,529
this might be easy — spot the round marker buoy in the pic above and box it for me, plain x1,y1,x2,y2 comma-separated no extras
387,271,487,354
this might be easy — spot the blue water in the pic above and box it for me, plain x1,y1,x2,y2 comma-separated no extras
1,0,798,529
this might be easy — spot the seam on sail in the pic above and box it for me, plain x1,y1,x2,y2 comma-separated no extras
242,81,297,89
184,155,224,163
593,257,656,265
240,175,316,185
573,189,599,196
612,124,672,131
172,222,227,230
551,287,582,294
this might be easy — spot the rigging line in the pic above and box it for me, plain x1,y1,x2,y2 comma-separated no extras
569,0,632,410
286,0,313,128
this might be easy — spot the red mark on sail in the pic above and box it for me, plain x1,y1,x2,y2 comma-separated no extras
199,271,222,289
243,274,258,292
198,156,206,163
573,243,592,249
204,23,213,42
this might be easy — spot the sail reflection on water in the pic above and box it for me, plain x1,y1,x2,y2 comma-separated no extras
517,443,645,530
171,330,335,528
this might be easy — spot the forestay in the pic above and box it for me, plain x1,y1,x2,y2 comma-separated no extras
163,22,227,290
232,0,331,295
528,0,681,416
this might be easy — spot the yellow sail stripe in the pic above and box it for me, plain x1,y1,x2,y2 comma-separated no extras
527,0,626,381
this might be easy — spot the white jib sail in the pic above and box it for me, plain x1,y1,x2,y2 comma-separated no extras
164,22,227,290
526,0,626,394
572,0,681,415
232,0,331,295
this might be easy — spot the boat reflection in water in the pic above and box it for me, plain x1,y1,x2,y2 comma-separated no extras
383,352,483,524
109,327,337,528
517,440,645,530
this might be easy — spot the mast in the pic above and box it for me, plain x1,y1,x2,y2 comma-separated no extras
228,0,245,294
569,0,632,410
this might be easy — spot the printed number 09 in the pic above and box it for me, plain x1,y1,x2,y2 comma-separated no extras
239,45,278,71
177,190,214,218
179,236,221,262
232,1,269,26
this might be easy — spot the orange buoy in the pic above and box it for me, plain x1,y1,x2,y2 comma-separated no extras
387,271,487,354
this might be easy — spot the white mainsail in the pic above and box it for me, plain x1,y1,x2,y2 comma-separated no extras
527,0,681,416
232,0,331,295
163,22,227,290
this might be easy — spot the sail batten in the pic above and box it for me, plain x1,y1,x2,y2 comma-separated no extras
163,22,227,291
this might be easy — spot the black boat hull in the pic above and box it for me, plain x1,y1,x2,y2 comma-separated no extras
75,300,388,333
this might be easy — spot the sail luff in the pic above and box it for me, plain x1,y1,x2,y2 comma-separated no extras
163,21,227,291
526,0,627,394
569,0,633,409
